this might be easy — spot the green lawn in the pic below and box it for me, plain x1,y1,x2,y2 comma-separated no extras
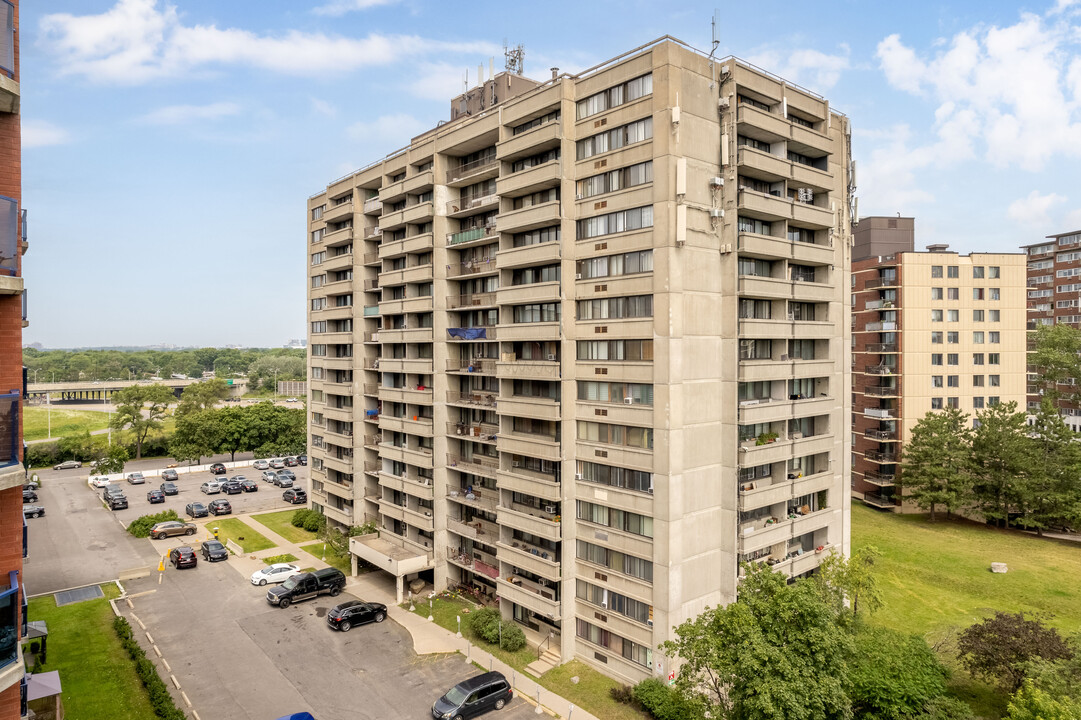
252,509,320,544
299,542,352,574
400,596,537,669
852,504,1081,638
207,518,276,553
262,553,299,565
25,585,158,720
24,407,110,441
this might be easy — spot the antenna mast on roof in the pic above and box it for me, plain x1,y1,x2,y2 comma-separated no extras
503,39,524,75
708,9,720,90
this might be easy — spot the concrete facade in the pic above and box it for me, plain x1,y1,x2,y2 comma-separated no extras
853,216,914,261
0,0,25,716
851,249,1028,509
305,38,853,684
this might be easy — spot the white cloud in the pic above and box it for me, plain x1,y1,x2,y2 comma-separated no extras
40,0,499,84
136,101,240,125
22,120,71,148
312,0,396,17
409,62,469,101
1007,190,1067,225
745,45,851,91
854,124,936,212
310,98,337,117
875,9,1081,172
347,113,429,146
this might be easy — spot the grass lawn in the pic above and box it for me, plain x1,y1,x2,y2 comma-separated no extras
252,509,320,544
24,407,110,441
207,518,276,553
298,542,352,573
262,553,299,565
400,596,537,669
852,503,1081,637
25,584,158,720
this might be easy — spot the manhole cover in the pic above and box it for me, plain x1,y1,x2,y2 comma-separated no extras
54,585,105,607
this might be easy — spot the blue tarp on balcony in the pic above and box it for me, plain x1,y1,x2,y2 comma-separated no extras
447,328,487,340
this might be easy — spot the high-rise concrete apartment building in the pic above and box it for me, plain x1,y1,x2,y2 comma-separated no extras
1022,229,1081,429
852,248,1028,509
306,37,852,683
0,0,27,716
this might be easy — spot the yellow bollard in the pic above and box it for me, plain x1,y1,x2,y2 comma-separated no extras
158,556,165,584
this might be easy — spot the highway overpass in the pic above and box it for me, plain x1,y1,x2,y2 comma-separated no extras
26,378,248,402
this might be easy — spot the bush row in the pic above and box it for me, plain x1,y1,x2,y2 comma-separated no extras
631,678,700,720
27,434,172,469
469,607,527,652
127,510,182,538
290,508,327,533
113,616,188,720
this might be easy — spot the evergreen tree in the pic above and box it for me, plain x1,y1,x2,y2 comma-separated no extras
899,407,973,521
971,401,1030,528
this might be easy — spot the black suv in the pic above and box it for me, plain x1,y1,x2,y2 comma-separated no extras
209,463,227,475
283,488,307,504
170,546,197,569
266,568,346,608
221,479,243,495
208,499,232,516
22,488,37,503
327,600,387,632
200,540,229,562
432,672,513,719
106,493,128,511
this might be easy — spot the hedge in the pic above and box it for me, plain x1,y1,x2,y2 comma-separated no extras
290,508,326,533
633,678,700,720
113,616,188,720
127,510,182,538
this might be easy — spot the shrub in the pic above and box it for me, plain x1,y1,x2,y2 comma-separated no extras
113,617,187,720
633,678,699,720
263,553,299,565
127,509,182,538
291,508,326,533
499,622,526,652
470,608,502,644
610,685,636,705
958,611,1073,691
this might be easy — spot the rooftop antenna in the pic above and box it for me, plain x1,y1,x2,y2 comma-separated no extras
503,39,524,75
708,10,720,90
463,69,468,93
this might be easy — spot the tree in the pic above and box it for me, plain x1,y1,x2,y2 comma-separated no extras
175,379,230,417
1020,398,1081,536
970,401,1031,528
216,406,252,462
815,546,883,618
847,625,949,720
899,407,973,521
661,564,852,720
110,384,175,460
957,612,1073,691
170,410,223,465
1029,324,1081,405
1007,680,1081,720
90,444,129,475
248,354,306,392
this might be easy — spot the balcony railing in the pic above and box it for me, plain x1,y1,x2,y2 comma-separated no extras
864,408,895,420
863,386,899,397
864,277,898,289
447,390,498,408
446,358,496,374
863,470,896,486
0,195,17,276
363,197,383,214
448,257,497,278
446,195,499,216
0,570,19,671
864,428,896,440
446,453,500,471
864,365,895,375
865,321,898,332
863,493,898,509
447,292,496,309
447,157,498,184
448,224,498,246
0,392,18,468
865,449,898,462
863,300,897,310
865,343,897,353
0,1,12,78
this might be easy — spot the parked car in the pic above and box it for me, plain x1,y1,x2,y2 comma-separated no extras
269,458,286,469
90,476,112,489
261,470,279,483
239,477,258,493
326,600,387,632
169,546,198,569
265,568,346,608
298,455,308,466
221,479,243,495
286,397,299,403
146,489,165,504
209,463,227,475
432,672,513,720
106,494,129,511
126,472,146,485
284,456,299,467
253,460,270,471
23,505,45,519
272,475,294,489
185,502,209,519
161,468,179,481
23,481,38,490
149,521,197,540
200,540,229,562
160,481,179,496
23,488,38,503
278,469,296,481
250,563,300,586
200,481,223,495
53,460,82,470
283,488,307,504
208,499,232,516
103,485,125,500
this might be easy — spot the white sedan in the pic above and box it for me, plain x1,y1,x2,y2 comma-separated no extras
90,476,112,489
249,563,301,586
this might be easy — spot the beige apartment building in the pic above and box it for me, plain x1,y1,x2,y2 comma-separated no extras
852,248,1028,508
306,37,853,683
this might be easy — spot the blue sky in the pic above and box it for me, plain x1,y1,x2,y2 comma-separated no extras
21,0,1081,347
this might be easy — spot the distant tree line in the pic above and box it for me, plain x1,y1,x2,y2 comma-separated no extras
22,346,306,389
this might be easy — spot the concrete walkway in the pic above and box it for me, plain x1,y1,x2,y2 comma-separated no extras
225,511,598,720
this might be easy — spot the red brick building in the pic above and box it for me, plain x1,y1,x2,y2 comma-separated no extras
0,0,26,716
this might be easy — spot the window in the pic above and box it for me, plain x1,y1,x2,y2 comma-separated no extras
989,332,1000,343
989,353,1000,365
511,265,560,286
512,110,560,135
576,117,653,159
931,310,943,322
948,288,959,300
973,375,985,387
577,161,653,199
990,288,1000,300
973,353,984,365
577,295,653,320
932,288,943,300
311,297,325,311
576,206,654,239
577,340,653,361
577,462,653,492
578,250,653,279
513,226,560,248
576,500,653,536
578,382,654,405
947,332,959,344
576,540,653,581
577,74,652,119
739,299,772,319
931,266,943,278
740,339,772,360
931,354,943,366
948,266,959,278
973,288,985,300
311,205,325,220
990,266,1001,279
948,309,959,322
311,228,324,244
989,396,1001,406
948,375,959,388
739,217,772,235
948,353,959,365
575,619,653,668
990,374,1000,386
973,310,984,322
931,398,943,409
513,303,560,323
576,580,652,624
973,332,985,344
973,397,985,409
948,397,959,408
931,332,943,344
512,148,561,173
932,376,943,388
311,251,325,266
973,266,985,278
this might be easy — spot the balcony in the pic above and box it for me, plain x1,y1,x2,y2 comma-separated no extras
865,449,898,463
447,194,499,219
447,485,499,513
497,540,561,581
865,343,897,353
497,576,561,620
864,277,899,289
495,322,560,343
362,197,383,215
863,408,895,420
864,321,897,332
446,358,496,375
496,357,560,381
446,453,500,479
323,199,354,224
863,365,895,376
447,390,498,408
496,239,560,270
447,292,497,309
447,257,498,279
447,226,498,248
863,470,896,487
497,504,561,542
863,386,899,398
497,161,560,197
496,201,560,234
446,326,497,342
864,428,897,441
496,395,561,423
497,120,561,160
498,281,561,305
498,430,560,463
0,392,20,476
863,299,897,311
446,157,499,186
497,466,561,502
863,493,899,509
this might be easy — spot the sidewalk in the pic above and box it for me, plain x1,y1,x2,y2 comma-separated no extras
225,513,599,719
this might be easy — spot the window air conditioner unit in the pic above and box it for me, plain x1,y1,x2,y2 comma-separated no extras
624,397,634,405
647,484,654,494
780,354,789,361
544,505,557,514
575,273,582,280
709,176,724,187
575,472,583,480
576,193,584,200
601,600,608,608
547,354,557,361
647,619,654,627
709,208,724,219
